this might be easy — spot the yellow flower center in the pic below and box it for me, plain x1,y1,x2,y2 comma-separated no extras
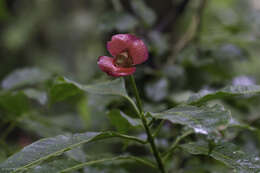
114,52,133,67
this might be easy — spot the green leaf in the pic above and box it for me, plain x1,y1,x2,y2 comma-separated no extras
108,110,141,133
65,147,86,162
1,68,51,90
77,97,91,128
150,104,231,135
0,132,98,173
49,77,128,103
23,89,47,105
0,132,144,173
181,142,260,173
59,155,156,173
48,77,138,113
28,157,80,173
83,78,128,97
20,119,66,138
108,110,131,133
119,112,141,127
48,77,83,104
29,155,155,173
228,118,258,132
188,85,260,105
0,91,30,116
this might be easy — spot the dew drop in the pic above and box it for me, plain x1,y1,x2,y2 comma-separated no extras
194,127,208,135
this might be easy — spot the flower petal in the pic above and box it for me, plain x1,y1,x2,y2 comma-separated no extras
107,34,148,65
128,37,148,65
107,34,130,57
97,56,136,77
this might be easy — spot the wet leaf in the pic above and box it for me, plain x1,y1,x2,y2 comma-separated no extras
83,78,128,97
23,89,47,105
48,77,138,113
48,77,83,104
181,141,260,173
28,157,80,173
21,119,65,138
0,131,144,173
49,77,129,104
58,155,156,173
108,110,141,133
150,104,231,135
188,85,260,105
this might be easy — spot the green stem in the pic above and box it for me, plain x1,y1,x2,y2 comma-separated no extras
128,75,166,173
163,130,193,162
152,120,165,138
123,95,140,116
128,75,143,114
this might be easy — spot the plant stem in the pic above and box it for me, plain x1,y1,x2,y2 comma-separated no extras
128,75,143,114
163,130,193,162
141,113,166,173
128,75,166,173
152,120,165,138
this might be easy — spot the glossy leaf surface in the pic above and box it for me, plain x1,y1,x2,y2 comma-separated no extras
181,142,260,173
188,85,260,105
150,104,231,135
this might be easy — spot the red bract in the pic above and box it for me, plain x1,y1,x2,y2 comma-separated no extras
98,34,148,77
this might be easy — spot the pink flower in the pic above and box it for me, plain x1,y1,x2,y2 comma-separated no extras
98,34,148,77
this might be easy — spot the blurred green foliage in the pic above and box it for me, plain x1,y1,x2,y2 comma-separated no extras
1,0,260,172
